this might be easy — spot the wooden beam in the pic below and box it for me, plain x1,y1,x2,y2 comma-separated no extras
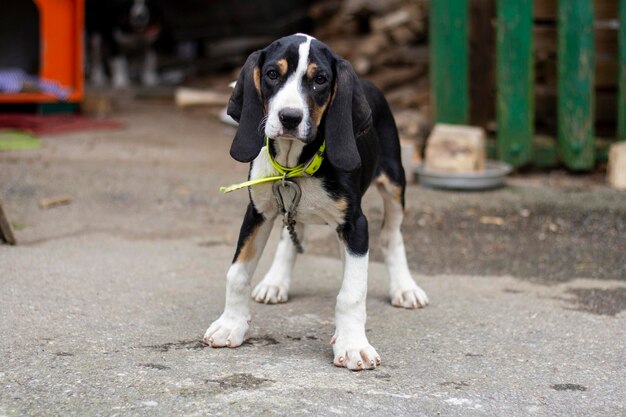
557,0,595,170
430,0,469,124
496,0,534,168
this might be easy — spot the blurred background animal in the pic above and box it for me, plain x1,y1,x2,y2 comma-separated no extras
86,0,163,88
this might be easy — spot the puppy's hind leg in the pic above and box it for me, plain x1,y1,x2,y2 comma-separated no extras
204,203,274,348
376,174,429,309
252,223,304,304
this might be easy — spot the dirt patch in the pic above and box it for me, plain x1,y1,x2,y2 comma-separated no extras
142,339,207,352
440,381,470,390
551,384,587,391
139,363,171,370
562,288,626,316
309,203,625,284
206,373,274,390
243,335,280,347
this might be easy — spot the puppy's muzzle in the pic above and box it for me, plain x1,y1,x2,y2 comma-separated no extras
278,108,303,131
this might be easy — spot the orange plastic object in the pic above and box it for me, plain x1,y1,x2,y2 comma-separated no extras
0,0,84,103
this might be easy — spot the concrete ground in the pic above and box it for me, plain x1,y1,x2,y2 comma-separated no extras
1,99,625,416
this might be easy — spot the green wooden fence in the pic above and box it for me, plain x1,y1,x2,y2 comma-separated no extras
430,0,626,170
429,0,469,125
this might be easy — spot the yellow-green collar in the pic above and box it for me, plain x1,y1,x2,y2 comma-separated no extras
220,137,326,193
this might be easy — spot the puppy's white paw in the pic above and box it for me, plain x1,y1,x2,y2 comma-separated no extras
203,315,250,348
251,282,288,304
391,285,429,309
331,336,380,371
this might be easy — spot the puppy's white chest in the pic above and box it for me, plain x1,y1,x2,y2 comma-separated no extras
248,149,345,226
252,178,343,226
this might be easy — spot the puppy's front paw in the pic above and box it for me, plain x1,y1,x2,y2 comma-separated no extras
203,315,250,348
391,285,429,309
331,336,380,371
251,282,288,304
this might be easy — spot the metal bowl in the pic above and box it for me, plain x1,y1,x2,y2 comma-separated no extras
415,160,512,190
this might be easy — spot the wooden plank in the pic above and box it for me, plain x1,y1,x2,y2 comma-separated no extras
535,27,617,89
430,0,469,124
535,0,616,21
617,0,626,140
557,0,595,170
469,0,496,129
496,0,534,168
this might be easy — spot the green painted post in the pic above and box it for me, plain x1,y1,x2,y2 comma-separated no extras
619,0,626,141
430,0,469,124
496,0,534,168
557,0,595,170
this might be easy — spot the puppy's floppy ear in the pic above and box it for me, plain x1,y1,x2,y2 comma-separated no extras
227,50,265,162
323,58,372,172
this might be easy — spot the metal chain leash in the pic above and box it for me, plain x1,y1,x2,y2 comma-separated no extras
272,179,304,253
284,210,304,253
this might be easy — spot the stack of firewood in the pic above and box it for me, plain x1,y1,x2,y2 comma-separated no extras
310,0,430,145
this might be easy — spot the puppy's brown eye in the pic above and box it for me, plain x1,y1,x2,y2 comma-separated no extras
266,70,279,80
315,75,327,85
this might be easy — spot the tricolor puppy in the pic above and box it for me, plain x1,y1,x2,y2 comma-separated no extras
204,34,429,370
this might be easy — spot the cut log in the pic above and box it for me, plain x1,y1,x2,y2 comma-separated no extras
39,195,73,209
344,0,404,16
175,88,230,108
394,109,430,139
356,33,388,57
386,86,420,108
0,198,17,245
424,124,486,172
607,142,626,190
390,26,415,45
367,65,426,91
371,9,412,32
311,0,430,132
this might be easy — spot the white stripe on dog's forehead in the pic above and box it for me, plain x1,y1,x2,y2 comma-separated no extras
295,36,313,77
295,33,316,42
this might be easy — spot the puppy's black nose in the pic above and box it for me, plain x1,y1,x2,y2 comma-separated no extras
279,108,303,130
